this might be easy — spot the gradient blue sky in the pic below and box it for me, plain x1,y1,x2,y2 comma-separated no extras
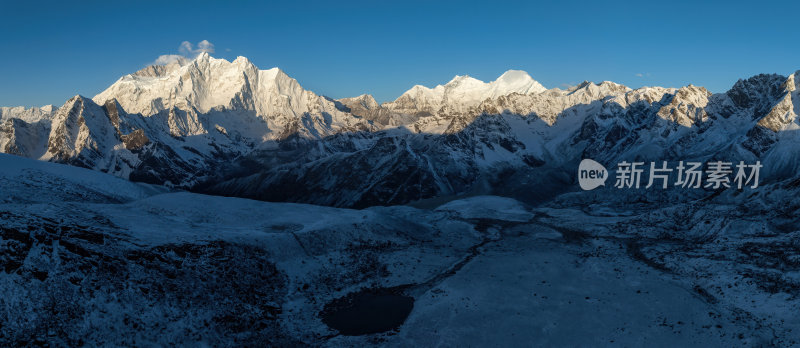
1,0,798,107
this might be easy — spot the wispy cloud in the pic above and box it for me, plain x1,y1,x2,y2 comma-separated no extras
154,54,185,65
153,40,216,66
559,82,577,89
179,40,215,57
636,73,651,78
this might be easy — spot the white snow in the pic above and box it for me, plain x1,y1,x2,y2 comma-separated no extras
0,153,161,202
382,70,547,117
436,195,533,221
2,150,800,346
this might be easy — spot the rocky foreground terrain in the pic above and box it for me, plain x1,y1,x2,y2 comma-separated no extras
1,154,799,346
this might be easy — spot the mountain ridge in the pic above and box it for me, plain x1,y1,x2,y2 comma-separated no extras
2,54,799,208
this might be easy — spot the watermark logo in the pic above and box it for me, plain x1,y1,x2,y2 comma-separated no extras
578,159,762,191
578,159,608,191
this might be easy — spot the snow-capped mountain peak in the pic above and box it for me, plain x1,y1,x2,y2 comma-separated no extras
0,104,56,123
444,74,482,87
381,70,547,118
94,54,305,118
490,69,546,96
783,71,798,92
90,53,376,147
6,55,800,211
338,94,380,109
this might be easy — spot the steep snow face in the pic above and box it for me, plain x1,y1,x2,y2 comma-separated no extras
42,96,123,166
751,73,800,132
338,94,380,111
2,97,130,164
0,105,56,123
338,70,550,129
654,86,711,127
381,70,547,117
219,71,800,209
94,53,279,116
2,55,380,189
4,56,800,209
0,106,56,158
0,118,51,158
473,81,632,127
94,53,371,139
336,94,417,127
490,70,547,98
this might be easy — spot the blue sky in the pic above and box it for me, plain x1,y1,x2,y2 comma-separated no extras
1,0,798,107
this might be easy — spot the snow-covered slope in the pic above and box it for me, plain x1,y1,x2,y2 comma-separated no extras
2,55,800,209
0,105,57,156
336,94,417,126
340,70,547,126
0,152,163,203
2,153,799,345
383,70,546,116
0,105,55,123
93,53,371,140
214,70,800,208
1,54,380,187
